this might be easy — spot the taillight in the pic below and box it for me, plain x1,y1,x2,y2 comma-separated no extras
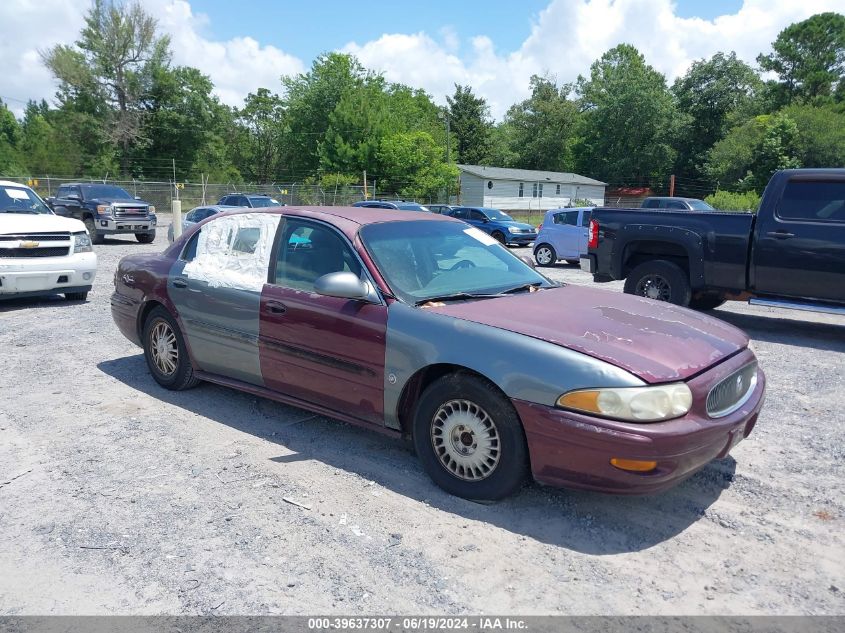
588,219,599,249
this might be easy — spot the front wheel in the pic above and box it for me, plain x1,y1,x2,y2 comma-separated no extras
413,373,528,500
136,232,155,244
492,231,506,244
142,306,200,390
624,260,692,307
534,243,556,267
83,218,104,245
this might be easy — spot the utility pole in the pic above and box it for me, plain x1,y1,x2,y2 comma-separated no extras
445,113,450,164
172,158,182,240
363,170,368,199
669,174,676,197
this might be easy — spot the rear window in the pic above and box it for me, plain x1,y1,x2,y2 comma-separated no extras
778,181,845,223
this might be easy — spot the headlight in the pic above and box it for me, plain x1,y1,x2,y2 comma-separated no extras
508,226,520,234
150,213,157,225
557,383,693,422
148,206,156,214
96,204,112,215
73,231,93,253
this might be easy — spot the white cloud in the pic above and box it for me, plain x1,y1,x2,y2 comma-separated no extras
342,0,845,119
0,0,304,117
1,0,843,121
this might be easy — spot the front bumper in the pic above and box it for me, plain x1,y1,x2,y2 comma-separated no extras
0,252,97,298
506,233,537,245
514,349,766,494
580,254,596,273
96,217,156,235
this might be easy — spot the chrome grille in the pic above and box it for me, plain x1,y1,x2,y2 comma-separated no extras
113,205,149,218
0,232,71,241
707,361,758,418
0,247,70,258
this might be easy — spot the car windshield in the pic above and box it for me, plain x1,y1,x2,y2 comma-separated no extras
80,185,133,200
688,199,715,210
248,197,279,207
483,208,514,222
360,220,551,304
0,186,52,214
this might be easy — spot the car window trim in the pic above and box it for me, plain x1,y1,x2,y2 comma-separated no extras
265,215,384,305
774,178,845,225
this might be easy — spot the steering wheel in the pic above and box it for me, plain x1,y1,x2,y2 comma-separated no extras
449,259,476,271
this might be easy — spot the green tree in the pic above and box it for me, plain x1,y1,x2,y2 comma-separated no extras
446,84,491,164
42,0,170,175
672,52,762,179
235,88,285,183
375,131,458,201
503,75,579,171
782,103,845,167
0,100,23,174
576,44,678,184
707,112,801,191
281,53,375,178
757,12,845,104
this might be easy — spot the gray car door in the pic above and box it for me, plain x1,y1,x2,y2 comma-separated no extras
168,213,283,386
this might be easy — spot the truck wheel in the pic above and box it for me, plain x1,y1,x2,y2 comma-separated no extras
83,218,104,245
624,260,692,307
136,232,155,244
64,291,88,301
534,244,556,266
142,306,200,391
689,293,726,311
492,231,506,244
413,373,528,501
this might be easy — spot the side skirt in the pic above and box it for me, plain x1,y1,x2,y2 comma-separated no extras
194,371,403,439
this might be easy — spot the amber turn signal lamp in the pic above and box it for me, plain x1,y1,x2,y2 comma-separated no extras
610,458,658,472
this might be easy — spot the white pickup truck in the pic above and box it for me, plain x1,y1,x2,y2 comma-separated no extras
0,181,97,301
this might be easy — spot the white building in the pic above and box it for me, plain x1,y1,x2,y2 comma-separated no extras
457,164,606,211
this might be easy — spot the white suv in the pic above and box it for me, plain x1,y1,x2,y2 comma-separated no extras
0,181,97,301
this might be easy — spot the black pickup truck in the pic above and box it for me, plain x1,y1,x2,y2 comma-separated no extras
46,183,157,244
581,169,845,313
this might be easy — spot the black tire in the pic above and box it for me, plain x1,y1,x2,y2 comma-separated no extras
534,243,556,267
64,291,88,301
142,306,200,390
624,259,692,307
136,232,155,244
83,218,104,245
492,231,506,244
689,293,727,311
413,373,528,501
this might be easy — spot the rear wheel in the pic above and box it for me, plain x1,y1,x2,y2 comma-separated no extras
83,218,104,245
534,244,556,267
413,373,528,500
689,293,726,311
624,259,692,306
136,232,155,244
142,306,200,390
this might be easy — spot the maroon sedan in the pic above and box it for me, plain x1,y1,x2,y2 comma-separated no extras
111,207,765,500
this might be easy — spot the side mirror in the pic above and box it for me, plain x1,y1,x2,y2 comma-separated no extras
314,271,372,301
481,217,489,223
519,255,536,269
135,196,142,200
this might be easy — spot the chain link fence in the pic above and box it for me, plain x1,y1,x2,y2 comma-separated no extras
0,175,369,213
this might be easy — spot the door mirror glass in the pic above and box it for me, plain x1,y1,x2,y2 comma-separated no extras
314,271,371,300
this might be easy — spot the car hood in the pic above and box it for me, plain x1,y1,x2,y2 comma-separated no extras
426,285,748,383
92,197,148,205
0,213,86,234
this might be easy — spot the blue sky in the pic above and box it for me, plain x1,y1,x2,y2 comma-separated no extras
190,0,745,63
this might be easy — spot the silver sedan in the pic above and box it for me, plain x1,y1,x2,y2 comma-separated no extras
166,205,238,242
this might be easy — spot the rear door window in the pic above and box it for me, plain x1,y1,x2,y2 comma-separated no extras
554,211,578,225
778,181,845,223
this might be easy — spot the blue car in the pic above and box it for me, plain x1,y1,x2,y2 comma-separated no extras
533,207,593,266
446,207,537,246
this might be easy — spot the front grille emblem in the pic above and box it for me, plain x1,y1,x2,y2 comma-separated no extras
20,240,39,248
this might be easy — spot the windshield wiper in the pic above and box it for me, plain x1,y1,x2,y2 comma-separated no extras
500,282,548,294
415,292,505,306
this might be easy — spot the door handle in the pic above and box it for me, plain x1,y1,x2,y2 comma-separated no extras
172,278,188,288
766,231,795,239
266,300,287,314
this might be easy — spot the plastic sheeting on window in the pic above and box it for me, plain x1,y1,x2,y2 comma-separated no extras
183,212,281,291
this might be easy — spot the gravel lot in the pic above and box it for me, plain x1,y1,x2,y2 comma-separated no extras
1,222,843,615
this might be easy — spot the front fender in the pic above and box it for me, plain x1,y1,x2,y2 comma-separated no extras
383,302,643,430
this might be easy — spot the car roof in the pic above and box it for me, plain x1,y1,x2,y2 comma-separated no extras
221,193,276,198
546,206,593,214
643,196,700,202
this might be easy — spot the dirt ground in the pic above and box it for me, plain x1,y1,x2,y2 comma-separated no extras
0,223,843,615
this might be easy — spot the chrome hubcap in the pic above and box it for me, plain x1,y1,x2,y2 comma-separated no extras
636,274,671,301
150,320,178,375
431,399,500,481
536,247,553,265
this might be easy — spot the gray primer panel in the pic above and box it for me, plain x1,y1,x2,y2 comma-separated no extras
383,302,644,430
